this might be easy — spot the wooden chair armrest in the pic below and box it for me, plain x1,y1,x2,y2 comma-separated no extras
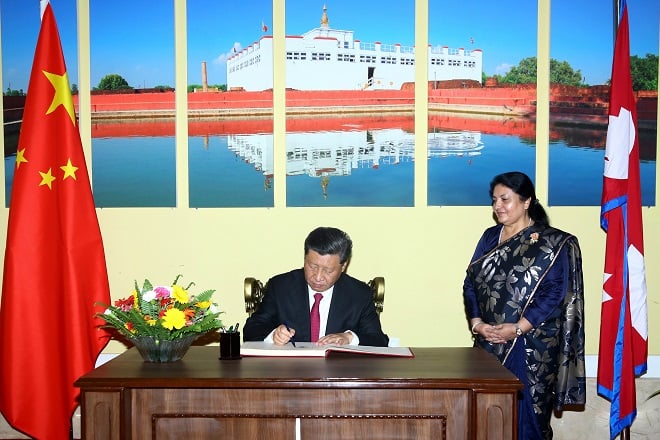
368,277,385,315
244,277,264,316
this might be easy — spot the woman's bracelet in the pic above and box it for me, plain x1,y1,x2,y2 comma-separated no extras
471,321,484,334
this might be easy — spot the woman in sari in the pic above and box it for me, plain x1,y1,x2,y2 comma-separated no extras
463,171,586,439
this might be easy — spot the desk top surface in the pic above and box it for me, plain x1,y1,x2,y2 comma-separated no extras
76,346,521,391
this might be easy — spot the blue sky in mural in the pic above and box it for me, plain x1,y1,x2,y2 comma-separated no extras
2,0,658,91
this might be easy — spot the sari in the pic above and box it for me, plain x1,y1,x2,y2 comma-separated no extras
464,224,586,439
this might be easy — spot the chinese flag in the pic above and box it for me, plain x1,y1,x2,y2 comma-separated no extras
597,0,648,439
0,3,111,439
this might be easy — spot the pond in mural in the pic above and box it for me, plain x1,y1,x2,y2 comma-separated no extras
4,115,656,208
426,113,656,207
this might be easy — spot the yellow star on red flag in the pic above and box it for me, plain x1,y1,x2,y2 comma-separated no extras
39,168,56,189
43,70,76,125
15,149,28,169
60,158,78,180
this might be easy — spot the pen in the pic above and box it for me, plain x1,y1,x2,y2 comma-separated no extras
234,323,240,333
283,321,296,347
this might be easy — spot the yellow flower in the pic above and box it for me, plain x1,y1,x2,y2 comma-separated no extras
146,319,157,326
195,301,211,309
162,308,186,330
172,285,189,304
131,289,139,308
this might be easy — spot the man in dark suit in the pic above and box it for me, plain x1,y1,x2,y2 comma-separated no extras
243,227,389,347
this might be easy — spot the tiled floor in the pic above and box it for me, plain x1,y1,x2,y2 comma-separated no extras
554,378,660,440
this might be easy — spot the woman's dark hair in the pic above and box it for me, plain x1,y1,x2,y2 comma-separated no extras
489,171,550,226
304,227,353,264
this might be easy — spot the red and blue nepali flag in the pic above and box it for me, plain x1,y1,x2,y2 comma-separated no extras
597,1,648,439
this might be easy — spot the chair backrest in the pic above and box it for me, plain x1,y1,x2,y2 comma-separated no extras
244,276,385,317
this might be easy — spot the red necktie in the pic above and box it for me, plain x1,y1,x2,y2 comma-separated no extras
310,293,323,342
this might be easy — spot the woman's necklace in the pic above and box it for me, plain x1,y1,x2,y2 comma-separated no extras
499,217,532,244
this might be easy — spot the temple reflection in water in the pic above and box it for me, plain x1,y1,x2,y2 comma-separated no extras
228,129,483,177
4,115,655,208
223,128,487,207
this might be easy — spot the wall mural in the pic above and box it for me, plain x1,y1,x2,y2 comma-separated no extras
2,0,657,208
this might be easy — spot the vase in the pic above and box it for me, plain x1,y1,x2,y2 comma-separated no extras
130,334,199,362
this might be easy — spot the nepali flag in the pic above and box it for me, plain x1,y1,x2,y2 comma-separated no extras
597,1,648,439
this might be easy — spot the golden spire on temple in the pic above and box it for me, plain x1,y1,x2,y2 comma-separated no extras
320,4,329,28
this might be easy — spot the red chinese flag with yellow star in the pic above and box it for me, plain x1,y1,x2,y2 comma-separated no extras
0,3,110,439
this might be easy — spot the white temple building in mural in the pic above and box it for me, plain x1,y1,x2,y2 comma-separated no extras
227,5,482,91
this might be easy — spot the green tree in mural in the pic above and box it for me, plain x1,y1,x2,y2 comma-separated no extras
96,74,131,91
497,57,584,86
187,84,227,92
4,87,25,96
500,57,537,84
630,54,658,91
153,85,174,91
549,59,584,86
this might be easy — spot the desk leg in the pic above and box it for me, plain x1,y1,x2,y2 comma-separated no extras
79,391,122,440
474,391,516,440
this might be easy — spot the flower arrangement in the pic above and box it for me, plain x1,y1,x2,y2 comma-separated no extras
98,275,223,341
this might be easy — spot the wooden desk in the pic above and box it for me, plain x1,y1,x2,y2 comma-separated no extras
76,346,521,439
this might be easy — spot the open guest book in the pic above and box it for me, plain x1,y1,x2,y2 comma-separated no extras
240,341,414,358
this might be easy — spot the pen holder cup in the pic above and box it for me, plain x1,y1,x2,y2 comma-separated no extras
219,332,242,360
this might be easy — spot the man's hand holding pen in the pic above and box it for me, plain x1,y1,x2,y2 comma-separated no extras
274,323,296,346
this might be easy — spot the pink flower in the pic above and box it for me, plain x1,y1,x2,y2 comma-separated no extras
530,232,539,244
153,286,171,299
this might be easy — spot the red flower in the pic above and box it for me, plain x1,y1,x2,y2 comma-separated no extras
114,296,134,312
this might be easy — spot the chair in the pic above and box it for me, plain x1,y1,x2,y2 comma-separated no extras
244,276,385,317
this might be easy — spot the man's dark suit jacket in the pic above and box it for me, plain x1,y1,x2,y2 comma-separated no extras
243,269,389,347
